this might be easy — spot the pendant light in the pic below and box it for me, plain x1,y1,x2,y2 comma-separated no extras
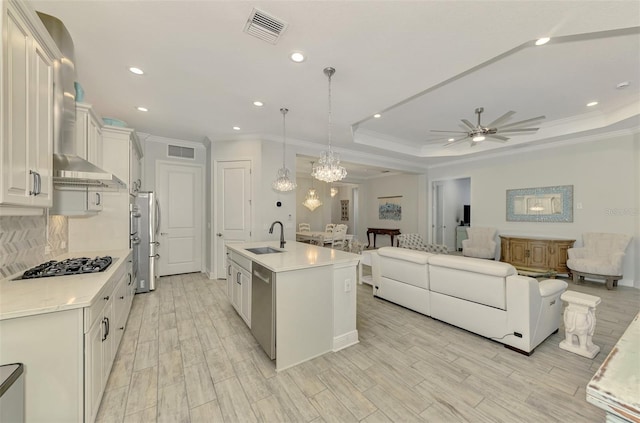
312,67,347,183
272,108,297,192
303,161,323,211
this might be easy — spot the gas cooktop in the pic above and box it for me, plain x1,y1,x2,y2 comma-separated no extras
20,256,113,280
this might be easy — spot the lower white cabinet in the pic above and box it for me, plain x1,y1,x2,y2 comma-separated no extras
84,258,133,422
0,253,134,423
228,251,251,328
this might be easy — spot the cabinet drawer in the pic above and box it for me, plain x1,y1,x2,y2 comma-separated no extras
230,251,251,272
84,279,113,333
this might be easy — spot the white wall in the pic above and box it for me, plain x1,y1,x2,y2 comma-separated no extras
260,140,297,242
360,174,420,247
427,132,639,287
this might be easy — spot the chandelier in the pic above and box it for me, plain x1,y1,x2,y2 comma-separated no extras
272,108,297,192
312,67,347,183
330,187,338,197
303,162,323,211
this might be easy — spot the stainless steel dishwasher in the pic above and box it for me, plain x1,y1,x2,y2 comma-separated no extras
251,262,276,359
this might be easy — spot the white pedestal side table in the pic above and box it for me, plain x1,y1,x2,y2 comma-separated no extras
559,290,601,358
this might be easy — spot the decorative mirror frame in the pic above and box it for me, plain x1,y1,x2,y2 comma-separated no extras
506,185,573,222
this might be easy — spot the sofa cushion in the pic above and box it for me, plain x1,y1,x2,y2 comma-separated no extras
428,255,516,310
377,247,432,289
428,255,516,277
378,247,430,264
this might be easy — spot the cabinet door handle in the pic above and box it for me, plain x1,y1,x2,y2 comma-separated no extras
236,272,241,284
29,170,41,195
103,295,110,301
101,318,108,341
128,273,133,286
228,265,231,276
96,192,101,205
105,317,110,338
119,295,125,300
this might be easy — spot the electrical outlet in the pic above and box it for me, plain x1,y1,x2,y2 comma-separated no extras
344,278,352,292
61,240,66,249
44,246,52,255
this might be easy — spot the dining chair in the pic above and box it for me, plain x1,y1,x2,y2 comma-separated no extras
331,224,348,250
298,223,311,232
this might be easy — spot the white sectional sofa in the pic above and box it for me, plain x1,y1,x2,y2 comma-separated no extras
371,247,568,354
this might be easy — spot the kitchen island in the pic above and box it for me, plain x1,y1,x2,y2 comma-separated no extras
227,241,361,371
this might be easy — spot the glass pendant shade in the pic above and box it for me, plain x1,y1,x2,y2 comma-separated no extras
313,67,347,183
330,187,338,197
303,161,323,211
302,187,322,211
272,108,297,192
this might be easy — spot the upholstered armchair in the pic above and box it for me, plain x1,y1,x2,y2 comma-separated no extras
567,232,632,289
397,233,449,254
462,227,497,259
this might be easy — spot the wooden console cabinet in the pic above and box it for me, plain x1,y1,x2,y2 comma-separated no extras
500,235,575,274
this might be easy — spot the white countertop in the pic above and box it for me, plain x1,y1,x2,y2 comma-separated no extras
0,249,131,321
227,241,360,273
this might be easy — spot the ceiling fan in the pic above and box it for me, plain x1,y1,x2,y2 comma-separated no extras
429,107,545,148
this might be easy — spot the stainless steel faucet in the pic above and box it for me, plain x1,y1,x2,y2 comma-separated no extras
269,221,286,248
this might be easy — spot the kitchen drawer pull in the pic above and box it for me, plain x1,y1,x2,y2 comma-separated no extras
128,273,133,286
95,192,101,205
119,295,125,300
101,318,108,341
103,295,110,301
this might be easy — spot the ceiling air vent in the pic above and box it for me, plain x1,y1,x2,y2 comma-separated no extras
243,8,288,44
168,145,195,159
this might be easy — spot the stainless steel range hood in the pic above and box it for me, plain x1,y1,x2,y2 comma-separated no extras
37,12,126,190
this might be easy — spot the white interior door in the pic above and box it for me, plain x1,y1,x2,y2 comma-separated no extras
156,161,203,276
215,160,251,278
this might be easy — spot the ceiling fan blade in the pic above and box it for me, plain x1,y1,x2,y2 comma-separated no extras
442,137,469,148
460,119,475,130
500,115,546,129
486,111,516,128
497,128,539,133
430,130,469,134
485,134,510,142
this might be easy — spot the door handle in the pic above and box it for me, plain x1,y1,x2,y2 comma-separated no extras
131,237,141,245
153,254,160,259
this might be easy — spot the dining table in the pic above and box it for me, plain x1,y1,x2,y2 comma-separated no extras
296,231,354,244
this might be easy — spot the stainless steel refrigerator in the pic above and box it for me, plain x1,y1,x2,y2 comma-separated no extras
132,191,159,293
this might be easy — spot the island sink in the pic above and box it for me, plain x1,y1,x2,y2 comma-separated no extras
246,247,283,255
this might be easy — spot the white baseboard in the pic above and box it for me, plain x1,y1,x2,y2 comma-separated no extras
333,330,359,351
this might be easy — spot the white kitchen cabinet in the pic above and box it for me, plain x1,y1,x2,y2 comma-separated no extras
76,102,105,212
228,250,251,327
0,252,133,423
129,132,143,194
0,0,58,212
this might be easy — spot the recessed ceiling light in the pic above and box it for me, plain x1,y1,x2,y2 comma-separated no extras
136,106,148,112
535,37,550,46
253,101,264,107
373,114,381,118
448,138,455,142
586,101,599,107
129,67,144,75
290,52,305,63
233,126,241,131
616,81,630,89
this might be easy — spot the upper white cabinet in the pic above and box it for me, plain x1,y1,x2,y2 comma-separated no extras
0,0,59,211
76,102,104,212
129,132,142,194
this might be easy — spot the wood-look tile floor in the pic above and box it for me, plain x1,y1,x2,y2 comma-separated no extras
97,271,640,422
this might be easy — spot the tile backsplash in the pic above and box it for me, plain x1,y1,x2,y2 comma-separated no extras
0,214,68,279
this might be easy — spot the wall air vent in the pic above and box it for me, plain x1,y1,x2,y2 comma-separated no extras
243,8,288,44
168,145,195,159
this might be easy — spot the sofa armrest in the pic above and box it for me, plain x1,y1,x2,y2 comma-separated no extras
462,239,470,249
610,252,625,269
538,279,569,298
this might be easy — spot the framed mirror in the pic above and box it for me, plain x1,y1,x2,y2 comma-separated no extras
506,185,573,222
